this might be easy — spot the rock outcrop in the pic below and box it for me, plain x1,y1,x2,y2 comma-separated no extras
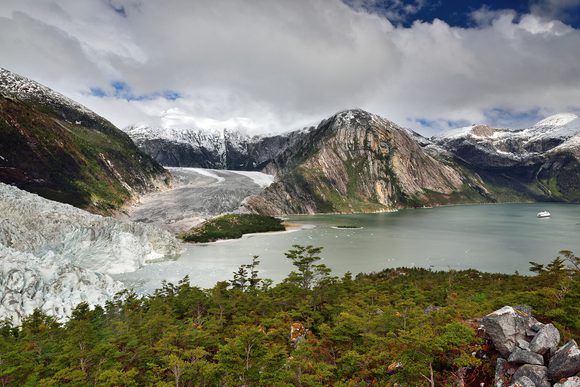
481,305,538,357
482,306,580,386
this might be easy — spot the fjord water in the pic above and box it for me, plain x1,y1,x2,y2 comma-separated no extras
116,203,580,292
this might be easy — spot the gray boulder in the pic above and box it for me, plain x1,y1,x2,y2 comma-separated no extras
508,347,544,365
508,376,535,387
482,306,535,357
554,376,580,387
495,358,515,387
549,340,580,381
530,323,560,355
512,364,551,387
517,338,531,351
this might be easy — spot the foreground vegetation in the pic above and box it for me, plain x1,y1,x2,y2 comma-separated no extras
180,214,285,243
1,247,578,386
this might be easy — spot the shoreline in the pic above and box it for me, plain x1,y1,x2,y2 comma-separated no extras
185,221,311,246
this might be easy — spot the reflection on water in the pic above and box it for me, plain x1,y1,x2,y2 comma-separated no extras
115,203,580,293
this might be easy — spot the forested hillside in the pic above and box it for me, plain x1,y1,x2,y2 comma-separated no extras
1,247,577,386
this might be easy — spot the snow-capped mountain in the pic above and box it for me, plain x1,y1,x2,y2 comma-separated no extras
0,67,98,122
124,125,254,168
123,124,308,171
434,113,580,201
0,182,181,325
435,113,580,167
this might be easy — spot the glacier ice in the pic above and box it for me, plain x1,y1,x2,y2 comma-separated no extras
0,182,182,325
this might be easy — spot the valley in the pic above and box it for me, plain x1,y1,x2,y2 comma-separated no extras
124,167,274,232
2,3,580,384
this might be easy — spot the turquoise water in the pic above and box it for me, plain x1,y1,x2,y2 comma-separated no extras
116,203,580,292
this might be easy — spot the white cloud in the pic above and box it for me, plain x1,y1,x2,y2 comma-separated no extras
1,0,580,136
530,0,580,21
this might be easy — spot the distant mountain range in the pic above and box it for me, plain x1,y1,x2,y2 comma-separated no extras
0,68,171,214
434,114,580,203
125,110,580,214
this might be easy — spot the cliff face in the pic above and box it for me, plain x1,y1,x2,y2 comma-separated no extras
244,110,490,215
0,68,171,214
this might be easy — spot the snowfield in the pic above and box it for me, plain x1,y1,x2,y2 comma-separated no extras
0,183,181,325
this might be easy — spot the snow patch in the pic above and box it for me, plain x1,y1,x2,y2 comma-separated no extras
534,113,579,128
182,168,226,183
228,170,275,188
0,68,97,119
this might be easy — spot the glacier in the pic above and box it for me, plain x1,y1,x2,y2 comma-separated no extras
0,182,182,325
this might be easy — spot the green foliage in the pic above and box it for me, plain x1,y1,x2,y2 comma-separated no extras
180,214,285,243
1,249,578,386
284,245,331,290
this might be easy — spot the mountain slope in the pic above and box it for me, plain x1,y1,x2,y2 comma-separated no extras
0,68,171,214
244,110,491,215
434,114,580,202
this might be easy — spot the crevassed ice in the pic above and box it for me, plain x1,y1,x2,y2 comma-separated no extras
0,183,182,325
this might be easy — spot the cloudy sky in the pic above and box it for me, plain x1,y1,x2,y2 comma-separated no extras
1,0,580,136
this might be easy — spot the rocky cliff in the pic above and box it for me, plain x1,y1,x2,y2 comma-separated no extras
244,110,491,215
0,68,171,214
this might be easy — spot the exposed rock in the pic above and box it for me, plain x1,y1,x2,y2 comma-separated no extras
508,347,544,365
495,358,516,387
531,322,546,332
509,376,536,387
424,305,441,314
512,365,550,387
246,109,491,215
530,323,561,355
481,306,535,357
290,322,307,345
517,338,531,351
549,340,580,381
554,376,580,387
